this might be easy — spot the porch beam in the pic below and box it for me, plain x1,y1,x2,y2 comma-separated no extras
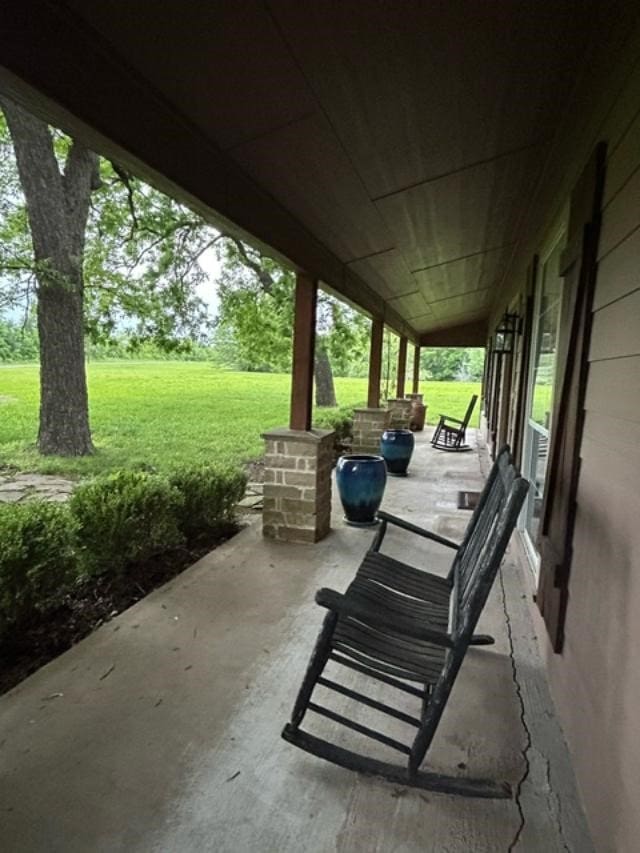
396,337,408,399
367,318,384,408
412,345,421,394
420,320,487,347
289,273,317,431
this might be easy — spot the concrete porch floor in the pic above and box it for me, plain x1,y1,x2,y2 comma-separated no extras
0,431,593,852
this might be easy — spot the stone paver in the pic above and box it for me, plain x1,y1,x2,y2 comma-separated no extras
0,473,76,504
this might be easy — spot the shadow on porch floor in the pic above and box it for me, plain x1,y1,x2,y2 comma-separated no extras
0,430,592,852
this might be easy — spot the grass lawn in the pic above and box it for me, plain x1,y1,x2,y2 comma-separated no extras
0,361,480,478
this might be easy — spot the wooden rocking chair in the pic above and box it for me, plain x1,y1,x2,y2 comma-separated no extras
282,446,528,797
431,394,478,451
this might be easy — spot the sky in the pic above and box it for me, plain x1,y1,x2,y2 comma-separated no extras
198,247,222,319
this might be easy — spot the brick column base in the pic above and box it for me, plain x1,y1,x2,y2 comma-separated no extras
351,408,390,454
261,428,334,543
386,398,412,429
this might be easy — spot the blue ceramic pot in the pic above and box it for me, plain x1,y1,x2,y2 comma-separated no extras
380,429,415,476
336,454,387,527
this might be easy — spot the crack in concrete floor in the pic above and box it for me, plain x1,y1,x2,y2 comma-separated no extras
500,566,572,853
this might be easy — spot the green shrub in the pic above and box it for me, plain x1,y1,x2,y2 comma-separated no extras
69,470,185,576
313,406,354,443
0,501,79,635
169,464,247,540
313,406,354,460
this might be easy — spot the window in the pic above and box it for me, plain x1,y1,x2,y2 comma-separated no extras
521,234,564,573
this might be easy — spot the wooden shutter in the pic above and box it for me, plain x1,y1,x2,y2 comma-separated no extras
511,258,537,469
536,142,607,653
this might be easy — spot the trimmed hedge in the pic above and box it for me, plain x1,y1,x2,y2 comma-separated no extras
70,470,186,577
0,501,78,636
169,464,247,540
0,464,247,638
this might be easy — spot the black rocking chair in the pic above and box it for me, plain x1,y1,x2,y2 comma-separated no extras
282,446,528,798
431,394,478,451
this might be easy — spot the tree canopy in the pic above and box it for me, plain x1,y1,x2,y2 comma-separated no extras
214,239,371,378
0,110,216,351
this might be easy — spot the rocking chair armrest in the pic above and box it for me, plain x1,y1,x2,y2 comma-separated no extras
374,511,460,550
440,416,465,426
315,587,454,648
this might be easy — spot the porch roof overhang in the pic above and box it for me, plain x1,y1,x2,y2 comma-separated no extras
0,1,612,345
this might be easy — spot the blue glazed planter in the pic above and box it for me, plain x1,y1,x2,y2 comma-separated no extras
336,454,387,527
380,429,415,476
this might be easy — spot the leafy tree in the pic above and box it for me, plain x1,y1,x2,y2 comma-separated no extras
421,348,467,381
462,348,485,381
420,347,485,381
215,239,370,404
0,318,39,362
0,98,216,455
1,98,99,455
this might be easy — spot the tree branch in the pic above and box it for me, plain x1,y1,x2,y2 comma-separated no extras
226,236,275,293
110,162,139,240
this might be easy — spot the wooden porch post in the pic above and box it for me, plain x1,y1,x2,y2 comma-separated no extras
396,336,408,398
289,272,317,431
367,318,384,408
412,345,420,394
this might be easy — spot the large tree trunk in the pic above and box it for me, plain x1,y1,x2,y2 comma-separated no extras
314,341,337,407
1,97,99,455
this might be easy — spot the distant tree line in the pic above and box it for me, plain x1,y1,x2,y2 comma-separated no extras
0,317,484,381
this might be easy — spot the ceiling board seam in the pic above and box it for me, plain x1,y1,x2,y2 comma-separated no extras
370,138,551,202
425,286,492,307
346,247,399,264
410,242,517,274
387,289,422,302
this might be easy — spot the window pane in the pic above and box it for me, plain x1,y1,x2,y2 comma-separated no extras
523,238,564,555
531,246,562,428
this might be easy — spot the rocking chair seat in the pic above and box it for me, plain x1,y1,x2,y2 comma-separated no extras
332,591,448,683
348,573,449,632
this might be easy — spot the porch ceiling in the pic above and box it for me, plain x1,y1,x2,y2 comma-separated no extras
0,1,608,343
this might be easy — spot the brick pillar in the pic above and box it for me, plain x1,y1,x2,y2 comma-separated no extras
261,428,334,543
386,398,412,429
351,408,390,454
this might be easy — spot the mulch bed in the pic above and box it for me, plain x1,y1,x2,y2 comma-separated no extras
0,523,238,697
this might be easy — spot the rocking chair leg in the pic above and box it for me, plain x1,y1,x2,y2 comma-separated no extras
290,611,338,727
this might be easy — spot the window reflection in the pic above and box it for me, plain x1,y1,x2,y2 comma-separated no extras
524,240,563,551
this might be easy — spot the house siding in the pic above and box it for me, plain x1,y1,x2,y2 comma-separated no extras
487,26,640,852
547,117,640,852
